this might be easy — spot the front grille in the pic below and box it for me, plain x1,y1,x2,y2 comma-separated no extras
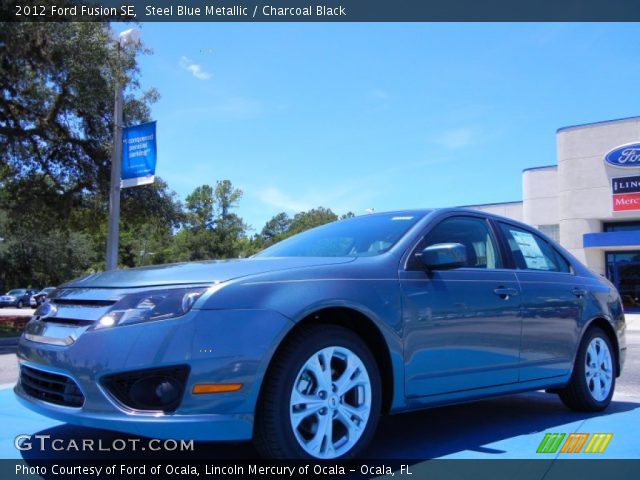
52,299,117,308
40,317,93,326
20,366,84,407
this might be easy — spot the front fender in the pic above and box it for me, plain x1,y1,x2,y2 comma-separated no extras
202,275,408,411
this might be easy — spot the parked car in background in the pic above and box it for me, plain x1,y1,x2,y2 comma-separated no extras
15,209,626,459
0,289,38,309
30,288,56,308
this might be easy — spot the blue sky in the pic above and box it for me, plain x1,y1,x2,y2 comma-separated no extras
128,23,640,233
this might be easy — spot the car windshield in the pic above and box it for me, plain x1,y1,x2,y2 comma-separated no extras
258,213,424,257
41,288,55,294
6,289,26,296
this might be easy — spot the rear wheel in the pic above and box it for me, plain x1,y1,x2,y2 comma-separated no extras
254,325,381,459
16,300,23,309
559,327,615,411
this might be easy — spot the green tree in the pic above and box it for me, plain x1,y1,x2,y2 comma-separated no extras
180,180,248,261
212,180,247,258
214,180,242,218
0,21,156,202
117,179,185,268
0,21,160,284
185,185,215,231
260,212,292,245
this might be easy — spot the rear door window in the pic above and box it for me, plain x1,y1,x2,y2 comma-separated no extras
499,223,570,273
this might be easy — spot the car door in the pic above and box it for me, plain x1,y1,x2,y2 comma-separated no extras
400,215,522,397
497,222,583,382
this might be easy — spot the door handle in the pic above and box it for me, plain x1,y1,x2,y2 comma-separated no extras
572,287,587,298
494,287,518,299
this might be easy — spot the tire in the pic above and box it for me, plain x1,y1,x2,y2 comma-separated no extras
559,327,616,412
254,325,381,459
16,300,23,309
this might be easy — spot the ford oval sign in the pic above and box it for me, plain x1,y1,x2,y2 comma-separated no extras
605,143,640,168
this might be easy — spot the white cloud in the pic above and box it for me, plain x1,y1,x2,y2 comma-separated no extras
257,187,313,213
433,127,476,149
256,179,382,217
179,56,212,80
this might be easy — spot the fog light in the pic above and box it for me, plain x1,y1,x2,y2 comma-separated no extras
129,376,181,408
156,380,179,403
102,366,189,413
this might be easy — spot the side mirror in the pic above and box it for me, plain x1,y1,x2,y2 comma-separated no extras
420,243,467,270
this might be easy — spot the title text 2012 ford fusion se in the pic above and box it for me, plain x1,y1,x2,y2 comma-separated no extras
15,209,626,459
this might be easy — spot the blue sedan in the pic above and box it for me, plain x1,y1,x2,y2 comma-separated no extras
0,289,37,309
15,209,626,459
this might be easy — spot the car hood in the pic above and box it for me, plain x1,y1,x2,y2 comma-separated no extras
63,257,357,289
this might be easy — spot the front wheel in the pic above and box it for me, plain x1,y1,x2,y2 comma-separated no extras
16,300,23,309
254,325,381,459
559,327,616,412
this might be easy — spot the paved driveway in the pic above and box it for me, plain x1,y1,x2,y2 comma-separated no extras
0,316,638,462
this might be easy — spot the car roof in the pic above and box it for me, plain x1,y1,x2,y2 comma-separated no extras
352,209,433,218
363,207,532,230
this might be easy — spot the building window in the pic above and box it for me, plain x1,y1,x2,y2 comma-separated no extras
538,224,559,242
604,221,640,232
606,251,640,311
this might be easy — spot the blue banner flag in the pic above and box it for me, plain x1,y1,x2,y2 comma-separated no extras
121,121,157,188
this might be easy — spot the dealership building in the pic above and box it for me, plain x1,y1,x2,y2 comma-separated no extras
469,116,640,310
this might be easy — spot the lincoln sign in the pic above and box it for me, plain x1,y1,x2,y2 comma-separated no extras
612,174,640,212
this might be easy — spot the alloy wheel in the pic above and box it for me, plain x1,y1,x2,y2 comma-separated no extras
584,337,613,402
289,346,372,459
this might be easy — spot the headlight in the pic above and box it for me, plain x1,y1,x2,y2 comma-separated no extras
94,287,207,330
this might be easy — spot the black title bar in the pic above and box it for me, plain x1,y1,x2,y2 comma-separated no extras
2,459,640,480
2,0,640,22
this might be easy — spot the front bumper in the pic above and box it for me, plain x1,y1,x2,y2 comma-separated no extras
15,308,292,441
14,386,253,441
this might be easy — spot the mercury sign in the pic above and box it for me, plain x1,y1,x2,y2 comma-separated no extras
604,143,640,168
121,121,157,188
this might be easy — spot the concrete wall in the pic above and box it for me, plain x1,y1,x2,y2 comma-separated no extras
522,166,559,227
557,117,640,274
468,202,524,221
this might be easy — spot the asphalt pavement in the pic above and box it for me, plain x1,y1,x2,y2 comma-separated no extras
0,315,637,461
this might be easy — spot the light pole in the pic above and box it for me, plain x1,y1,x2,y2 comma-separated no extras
105,28,140,271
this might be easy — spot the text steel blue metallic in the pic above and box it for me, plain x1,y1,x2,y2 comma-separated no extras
15,209,626,459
